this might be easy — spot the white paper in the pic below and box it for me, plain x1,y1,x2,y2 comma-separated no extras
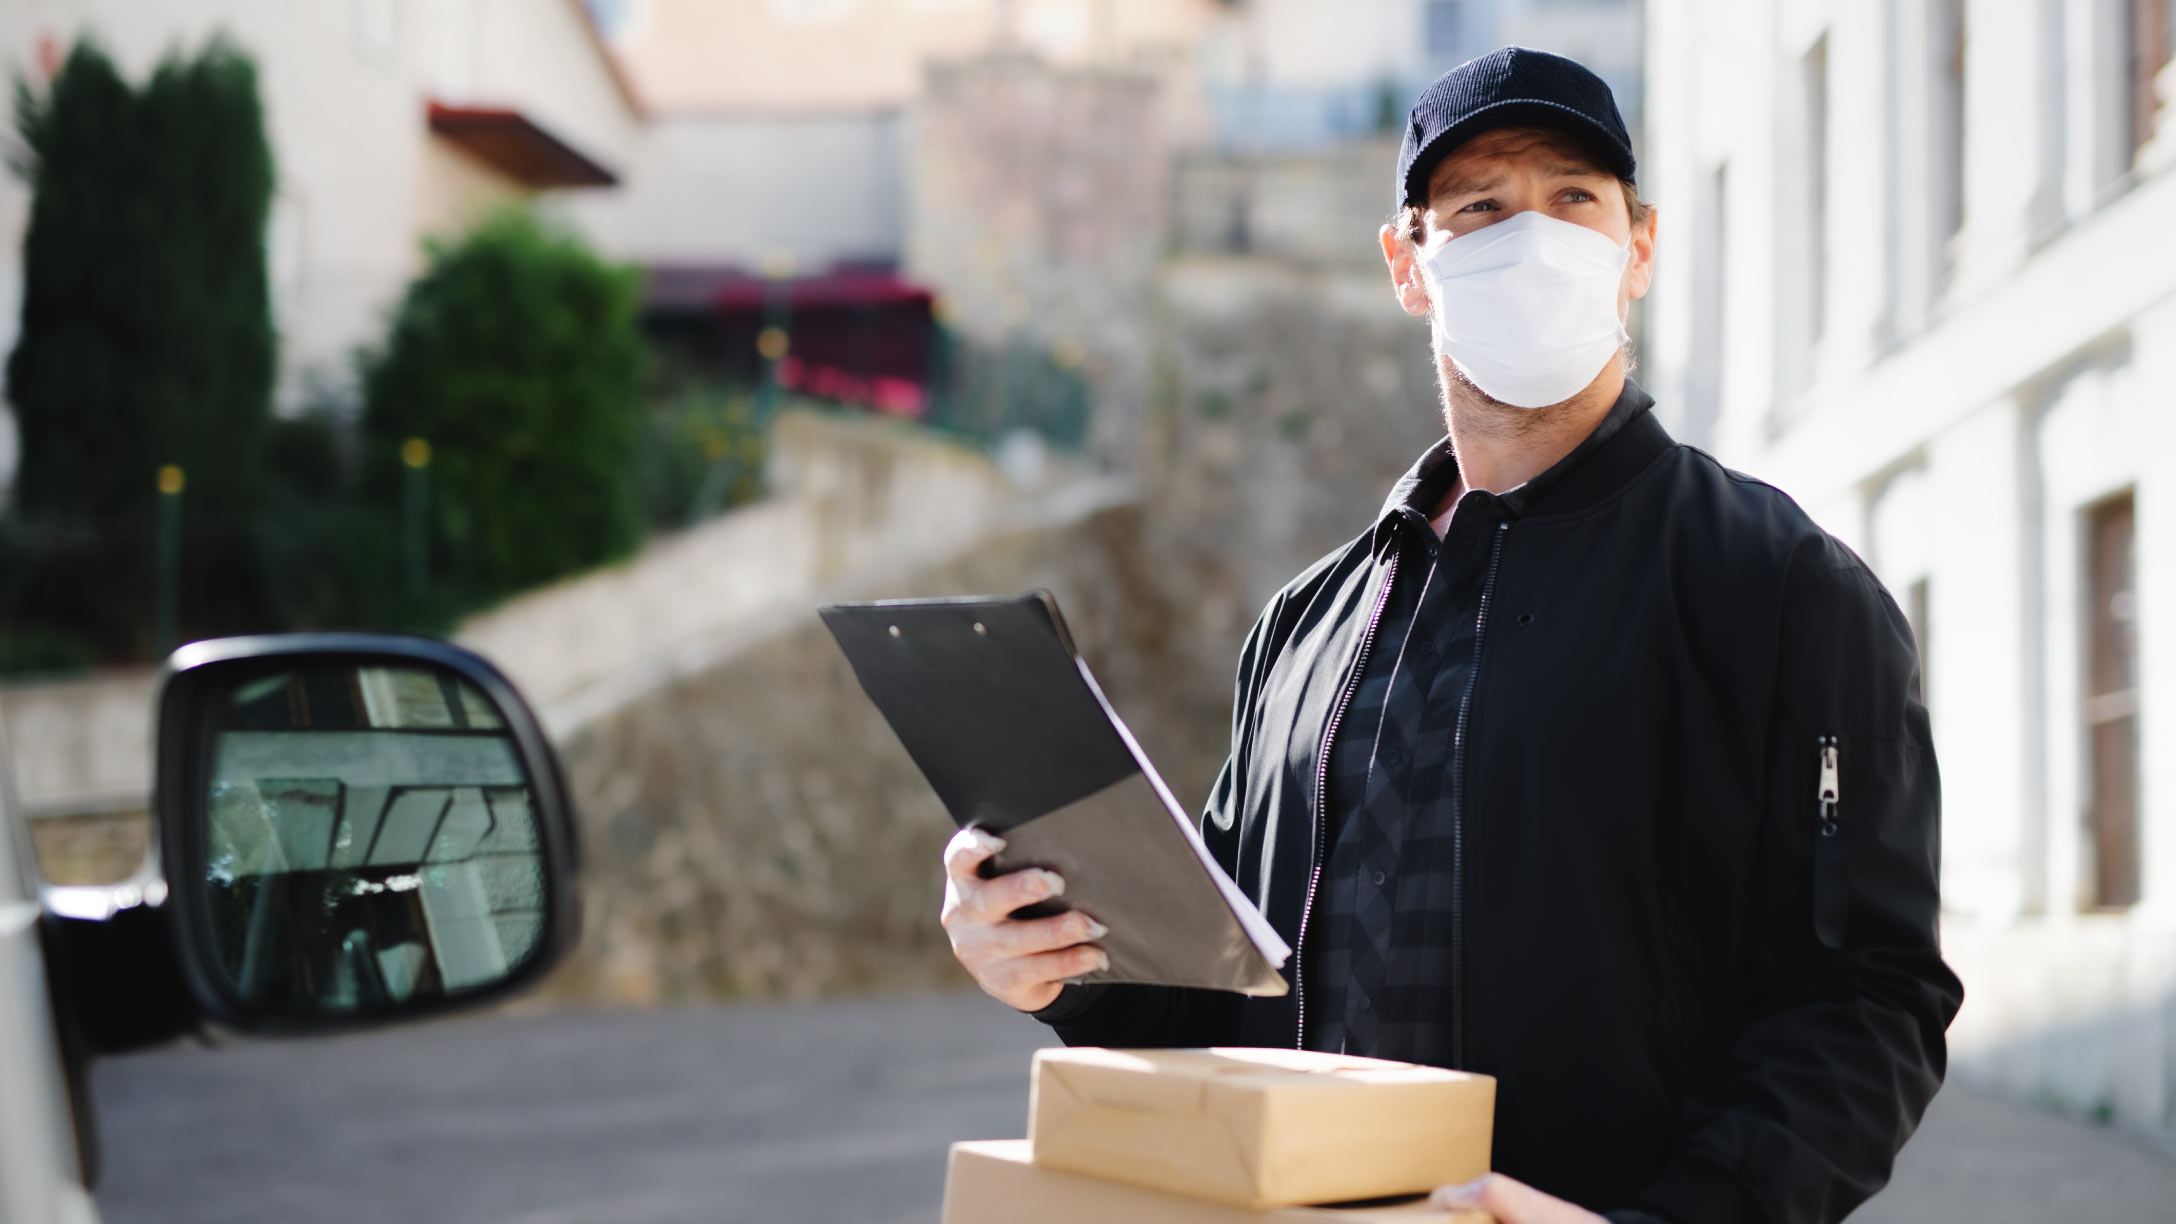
1071,659,1292,968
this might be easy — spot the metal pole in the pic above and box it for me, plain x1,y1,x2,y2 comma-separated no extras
154,464,184,655
755,251,795,426
690,253,793,524
401,437,431,593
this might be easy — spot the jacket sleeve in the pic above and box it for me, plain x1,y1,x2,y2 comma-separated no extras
1028,592,1286,1047
1621,546,1964,1224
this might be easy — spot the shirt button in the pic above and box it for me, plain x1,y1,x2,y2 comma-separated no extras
1356,994,1371,1012
1372,869,1387,887
1381,743,1405,767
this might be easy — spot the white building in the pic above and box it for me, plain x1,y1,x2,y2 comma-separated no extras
566,0,1232,276
1196,0,1644,152
0,0,643,491
1644,0,2176,1135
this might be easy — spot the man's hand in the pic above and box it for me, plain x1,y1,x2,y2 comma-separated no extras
1431,1173,1605,1223
940,827,1109,1012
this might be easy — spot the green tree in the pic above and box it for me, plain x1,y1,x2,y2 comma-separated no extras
360,209,646,604
4,35,275,655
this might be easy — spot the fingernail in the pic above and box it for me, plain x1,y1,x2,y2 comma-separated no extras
1083,918,1109,939
970,829,1006,854
1431,1178,1484,1209
1093,950,1111,972
1039,870,1065,897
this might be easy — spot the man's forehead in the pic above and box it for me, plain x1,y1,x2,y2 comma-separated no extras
1426,127,1614,194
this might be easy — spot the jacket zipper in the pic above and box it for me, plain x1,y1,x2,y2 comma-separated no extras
1447,521,1509,1070
1295,551,1399,1050
1811,734,1848,948
1817,736,1840,835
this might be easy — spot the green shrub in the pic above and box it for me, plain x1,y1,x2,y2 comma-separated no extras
635,381,771,529
0,625,96,680
360,209,646,605
925,330,1091,452
253,411,464,634
3,35,276,656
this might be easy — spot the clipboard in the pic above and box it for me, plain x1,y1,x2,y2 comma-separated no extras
819,591,1290,997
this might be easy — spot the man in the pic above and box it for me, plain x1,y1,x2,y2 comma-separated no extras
940,48,1961,1224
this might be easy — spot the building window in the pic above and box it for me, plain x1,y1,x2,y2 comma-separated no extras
424,0,477,98
1804,34,1830,351
1685,161,1727,448
352,0,398,63
1907,576,1931,708
1425,1,1463,61
2083,490,2140,910
2128,0,2173,159
1931,0,1966,290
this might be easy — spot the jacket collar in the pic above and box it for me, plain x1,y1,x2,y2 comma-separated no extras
1374,379,1671,532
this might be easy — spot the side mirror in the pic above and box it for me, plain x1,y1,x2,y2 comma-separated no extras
153,634,580,1031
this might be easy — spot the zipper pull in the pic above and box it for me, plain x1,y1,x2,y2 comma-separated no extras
1812,735,1849,948
1816,736,1840,837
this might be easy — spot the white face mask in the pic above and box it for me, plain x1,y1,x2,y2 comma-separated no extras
1416,210,1632,410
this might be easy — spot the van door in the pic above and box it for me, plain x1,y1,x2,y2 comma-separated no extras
0,742,101,1224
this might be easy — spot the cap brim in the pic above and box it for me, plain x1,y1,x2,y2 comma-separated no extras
1403,98,1636,210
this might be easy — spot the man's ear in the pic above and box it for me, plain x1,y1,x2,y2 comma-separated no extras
1624,204,1659,302
1381,224,1432,318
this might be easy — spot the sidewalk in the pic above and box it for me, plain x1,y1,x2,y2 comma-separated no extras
1858,1080,2176,1222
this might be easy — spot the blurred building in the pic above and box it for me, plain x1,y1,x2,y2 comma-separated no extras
1170,0,1645,289
565,0,1231,448
1196,0,1643,154
565,0,1229,277
1644,0,2176,1136
0,0,1650,487
571,0,1645,459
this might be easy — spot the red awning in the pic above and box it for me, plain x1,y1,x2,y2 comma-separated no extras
635,264,930,313
716,270,931,311
427,101,618,188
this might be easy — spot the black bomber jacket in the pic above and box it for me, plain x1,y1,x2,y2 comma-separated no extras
1034,382,1964,1223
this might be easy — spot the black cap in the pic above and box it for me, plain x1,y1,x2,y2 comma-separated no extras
1396,46,1635,214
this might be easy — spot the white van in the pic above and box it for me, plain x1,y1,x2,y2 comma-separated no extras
0,635,581,1223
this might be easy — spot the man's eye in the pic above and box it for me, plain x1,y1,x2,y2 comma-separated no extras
1563,189,1596,203
1460,200,1497,213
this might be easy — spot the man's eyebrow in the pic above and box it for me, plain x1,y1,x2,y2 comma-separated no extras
1431,159,1614,201
1435,170,1506,198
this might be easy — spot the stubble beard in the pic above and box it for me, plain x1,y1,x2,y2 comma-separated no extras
1431,336,1636,443
1433,348,1574,444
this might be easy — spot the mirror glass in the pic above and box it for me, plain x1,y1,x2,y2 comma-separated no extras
199,662,546,1015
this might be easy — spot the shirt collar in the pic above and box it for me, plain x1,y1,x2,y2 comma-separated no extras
1373,379,1657,546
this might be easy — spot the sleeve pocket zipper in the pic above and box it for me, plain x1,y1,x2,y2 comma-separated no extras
1812,735,1848,950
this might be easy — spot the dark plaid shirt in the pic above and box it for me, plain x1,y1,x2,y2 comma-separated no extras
1303,396,1644,1064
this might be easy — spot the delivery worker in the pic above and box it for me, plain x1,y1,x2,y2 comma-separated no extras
939,47,1960,1224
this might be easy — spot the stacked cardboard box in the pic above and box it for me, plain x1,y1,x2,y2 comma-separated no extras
942,1048,1497,1223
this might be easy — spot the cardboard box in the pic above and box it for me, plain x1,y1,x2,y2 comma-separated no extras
1029,1047,1494,1209
942,1140,1489,1223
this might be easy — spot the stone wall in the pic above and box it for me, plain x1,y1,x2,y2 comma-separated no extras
908,51,1170,468
0,669,159,819
1143,254,1444,624
1169,138,1403,264
538,492,1234,1006
464,406,1026,737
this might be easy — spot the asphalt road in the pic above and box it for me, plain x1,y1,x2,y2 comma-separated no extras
90,992,2176,1223
91,993,1057,1224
